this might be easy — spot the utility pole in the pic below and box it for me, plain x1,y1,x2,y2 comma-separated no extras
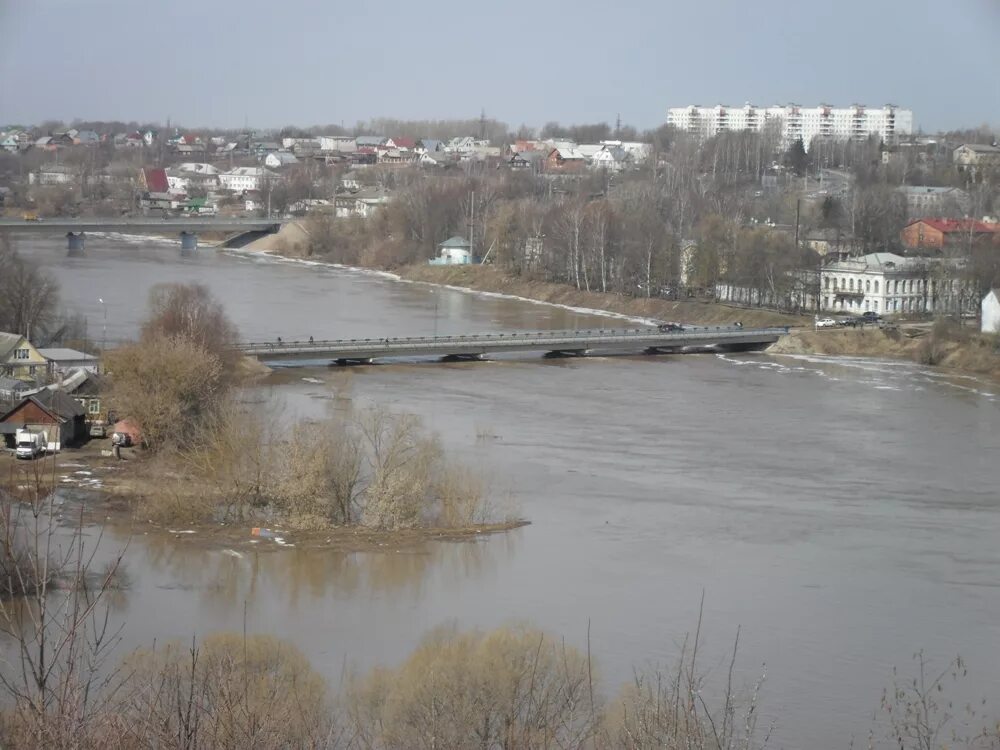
469,190,475,261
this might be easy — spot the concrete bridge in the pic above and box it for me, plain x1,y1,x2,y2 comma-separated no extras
0,217,281,251
236,326,788,365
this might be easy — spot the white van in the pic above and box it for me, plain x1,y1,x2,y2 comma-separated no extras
15,429,45,460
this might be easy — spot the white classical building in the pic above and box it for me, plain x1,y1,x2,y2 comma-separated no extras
666,104,913,149
819,253,971,315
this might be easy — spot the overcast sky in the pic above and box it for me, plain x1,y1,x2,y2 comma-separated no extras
1,0,998,132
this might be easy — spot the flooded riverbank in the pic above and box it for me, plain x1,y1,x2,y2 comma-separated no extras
9,234,1000,747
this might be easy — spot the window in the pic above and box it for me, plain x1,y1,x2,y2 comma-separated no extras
824,277,829,289
849,278,854,290
873,300,879,311
89,400,101,415
28,365,36,376
874,280,879,293
14,348,29,360
865,280,871,292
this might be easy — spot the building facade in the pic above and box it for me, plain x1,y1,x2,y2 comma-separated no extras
820,253,972,315
666,104,913,149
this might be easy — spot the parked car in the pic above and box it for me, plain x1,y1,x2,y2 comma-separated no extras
15,429,45,460
815,318,838,328
836,316,858,327
860,311,881,323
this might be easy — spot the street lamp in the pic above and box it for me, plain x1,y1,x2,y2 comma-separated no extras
98,298,107,365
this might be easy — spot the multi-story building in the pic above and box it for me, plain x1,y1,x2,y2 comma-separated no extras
666,103,913,149
896,186,969,219
819,252,972,315
219,167,276,193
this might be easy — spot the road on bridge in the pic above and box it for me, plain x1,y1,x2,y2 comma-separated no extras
0,217,282,234
236,325,789,365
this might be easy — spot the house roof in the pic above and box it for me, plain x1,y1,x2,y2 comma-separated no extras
439,236,471,248
268,151,299,165
419,139,443,152
355,136,386,147
0,376,29,395
142,167,170,194
391,137,416,149
957,143,1000,154
0,332,26,362
0,390,85,425
910,218,1000,234
37,348,97,362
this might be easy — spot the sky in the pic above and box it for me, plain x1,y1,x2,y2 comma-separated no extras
1,0,998,133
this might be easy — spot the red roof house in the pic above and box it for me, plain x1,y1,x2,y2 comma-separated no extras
901,218,1000,250
139,167,170,194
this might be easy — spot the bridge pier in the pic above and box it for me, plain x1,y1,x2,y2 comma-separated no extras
180,231,198,251
544,349,587,358
66,232,85,254
442,353,485,362
334,358,374,367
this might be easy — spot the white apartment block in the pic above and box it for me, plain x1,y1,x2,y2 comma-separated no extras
666,104,913,149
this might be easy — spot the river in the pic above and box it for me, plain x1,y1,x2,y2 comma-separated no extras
16,233,1000,748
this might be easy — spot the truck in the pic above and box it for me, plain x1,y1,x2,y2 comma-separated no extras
15,429,45,460
21,210,39,221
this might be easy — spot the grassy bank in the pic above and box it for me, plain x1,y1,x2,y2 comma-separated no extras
771,324,1000,380
398,264,807,328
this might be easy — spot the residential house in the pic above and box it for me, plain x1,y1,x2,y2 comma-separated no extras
355,136,387,150
378,148,414,165
546,147,588,171
334,189,390,218
340,172,361,191
819,252,972,315
0,376,29,403
803,228,854,257
165,171,190,195
444,137,487,153
1,132,25,152
590,145,629,172
73,130,100,146
139,167,171,194
416,139,443,154
600,140,652,162
419,151,457,168
349,149,378,166
429,236,475,265
37,348,100,376
953,144,1000,172
264,151,300,168
982,289,1000,334
900,218,1000,251
251,141,281,156
29,164,75,185
896,186,969,219
291,140,321,158
386,137,416,151
55,369,109,436
0,333,47,382
317,136,357,153
219,167,276,193
507,151,544,172
0,391,87,451
178,162,220,176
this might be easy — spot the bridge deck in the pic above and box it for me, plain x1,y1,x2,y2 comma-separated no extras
237,326,788,363
0,218,281,233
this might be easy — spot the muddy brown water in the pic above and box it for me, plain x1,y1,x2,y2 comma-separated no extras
10,233,1000,748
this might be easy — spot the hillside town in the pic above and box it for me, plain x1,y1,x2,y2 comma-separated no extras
1,105,999,343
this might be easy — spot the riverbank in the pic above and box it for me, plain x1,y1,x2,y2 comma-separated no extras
770,325,1000,380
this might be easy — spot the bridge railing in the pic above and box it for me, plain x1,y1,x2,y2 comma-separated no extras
235,325,790,354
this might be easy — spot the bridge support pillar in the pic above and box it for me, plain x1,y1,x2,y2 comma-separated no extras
180,231,198,251
66,232,85,253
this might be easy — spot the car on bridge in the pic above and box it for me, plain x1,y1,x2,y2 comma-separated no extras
657,322,685,332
